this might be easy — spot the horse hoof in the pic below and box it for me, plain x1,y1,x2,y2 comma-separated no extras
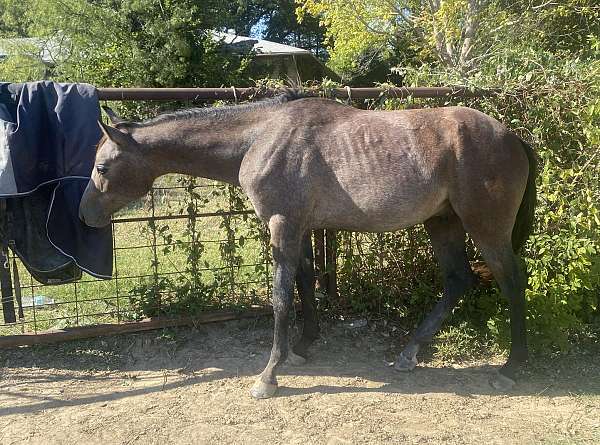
250,380,278,399
394,352,418,372
288,350,307,366
490,372,516,392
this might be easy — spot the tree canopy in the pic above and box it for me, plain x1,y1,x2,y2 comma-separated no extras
0,0,327,86
0,0,32,37
297,0,599,82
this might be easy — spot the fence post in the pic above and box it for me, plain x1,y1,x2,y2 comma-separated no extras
325,229,338,301
313,230,326,294
0,200,15,324
148,187,161,314
0,249,15,324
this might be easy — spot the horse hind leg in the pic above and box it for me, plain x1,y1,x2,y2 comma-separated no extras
470,237,528,391
288,233,320,366
447,135,530,390
395,212,477,371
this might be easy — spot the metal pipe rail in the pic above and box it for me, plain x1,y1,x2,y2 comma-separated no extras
97,86,497,102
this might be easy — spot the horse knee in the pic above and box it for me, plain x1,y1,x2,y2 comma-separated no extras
269,215,305,265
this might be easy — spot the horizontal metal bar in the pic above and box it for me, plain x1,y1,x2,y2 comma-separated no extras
25,310,123,324
98,87,263,101
111,263,267,280
0,306,275,348
16,264,269,290
96,86,497,102
150,184,218,190
114,236,262,250
111,209,255,224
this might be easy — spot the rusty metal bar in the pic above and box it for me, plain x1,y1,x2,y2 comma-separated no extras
325,229,338,301
313,230,327,294
97,86,496,102
0,306,274,348
111,209,255,224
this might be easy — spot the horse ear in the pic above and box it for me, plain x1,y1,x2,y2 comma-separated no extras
98,121,132,147
101,106,126,125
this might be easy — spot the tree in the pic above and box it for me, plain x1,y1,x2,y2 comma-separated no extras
0,0,32,37
1,0,249,87
297,0,599,80
297,0,496,77
498,0,599,56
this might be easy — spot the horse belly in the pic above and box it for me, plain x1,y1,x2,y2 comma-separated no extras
313,176,447,232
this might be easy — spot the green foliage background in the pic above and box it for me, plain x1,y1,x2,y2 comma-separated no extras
1,0,253,87
298,0,600,351
0,0,598,352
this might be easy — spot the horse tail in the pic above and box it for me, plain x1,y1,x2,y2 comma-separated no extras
511,137,538,253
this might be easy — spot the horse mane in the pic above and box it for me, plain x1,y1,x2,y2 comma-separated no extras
128,90,309,128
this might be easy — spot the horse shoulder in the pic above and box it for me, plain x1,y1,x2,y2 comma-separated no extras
239,134,318,224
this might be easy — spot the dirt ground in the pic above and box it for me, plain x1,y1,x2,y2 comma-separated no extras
1,317,599,445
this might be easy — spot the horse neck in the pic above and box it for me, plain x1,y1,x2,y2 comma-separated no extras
131,113,262,185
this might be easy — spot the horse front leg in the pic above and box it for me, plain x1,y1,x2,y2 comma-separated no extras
250,215,302,399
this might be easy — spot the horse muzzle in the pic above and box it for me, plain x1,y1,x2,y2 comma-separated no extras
79,181,112,228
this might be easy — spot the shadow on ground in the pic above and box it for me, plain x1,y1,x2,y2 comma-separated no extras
1,317,599,417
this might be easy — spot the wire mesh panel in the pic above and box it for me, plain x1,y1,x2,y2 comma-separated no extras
0,174,272,337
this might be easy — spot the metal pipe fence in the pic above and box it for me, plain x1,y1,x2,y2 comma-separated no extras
0,86,491,346
96,86,498,102
1,177,273,341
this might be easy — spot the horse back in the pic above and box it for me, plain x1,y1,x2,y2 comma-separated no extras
240,101,529,233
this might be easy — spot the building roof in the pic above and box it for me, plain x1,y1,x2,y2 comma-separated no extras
1,32,339,82
211,31,311,55
211,31,339,82
1,32,312,62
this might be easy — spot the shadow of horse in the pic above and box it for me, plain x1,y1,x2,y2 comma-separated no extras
2,319,598,417
2,359,599,418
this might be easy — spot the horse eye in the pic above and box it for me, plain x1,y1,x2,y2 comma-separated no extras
96,164,108,175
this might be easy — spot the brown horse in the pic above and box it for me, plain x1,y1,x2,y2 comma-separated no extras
79,92,537,399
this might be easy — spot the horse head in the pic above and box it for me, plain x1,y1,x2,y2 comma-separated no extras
79,108,154,227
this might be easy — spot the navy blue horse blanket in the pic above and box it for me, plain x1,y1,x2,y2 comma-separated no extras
0,81,112,282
